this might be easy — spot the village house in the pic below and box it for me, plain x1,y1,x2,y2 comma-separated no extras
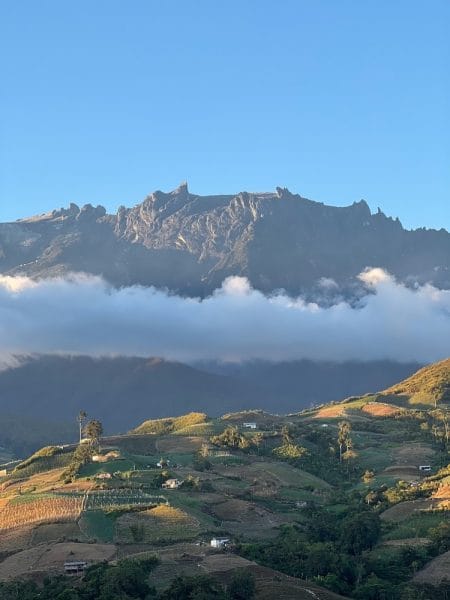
210,537,230,549
242,422,257,429
64,561,88,575
162,478,182,489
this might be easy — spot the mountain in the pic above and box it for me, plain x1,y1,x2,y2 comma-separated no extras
1,184,449,298
0,355,421,455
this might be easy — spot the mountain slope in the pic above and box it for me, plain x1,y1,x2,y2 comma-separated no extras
382,357,450,407
1,184,449,297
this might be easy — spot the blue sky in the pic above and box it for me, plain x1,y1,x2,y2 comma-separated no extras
1,0,448,229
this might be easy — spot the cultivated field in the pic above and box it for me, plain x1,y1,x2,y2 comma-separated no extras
0,495,83,530
115,504,201,544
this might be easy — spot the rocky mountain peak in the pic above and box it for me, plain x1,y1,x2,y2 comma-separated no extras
2,185,449,297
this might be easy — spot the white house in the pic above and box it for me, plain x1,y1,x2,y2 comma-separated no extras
419,465,432,472
162,478,182,489
242,422,257,430
210,537,230,549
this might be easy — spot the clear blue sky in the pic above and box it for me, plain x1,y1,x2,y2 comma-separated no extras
1,0,449,229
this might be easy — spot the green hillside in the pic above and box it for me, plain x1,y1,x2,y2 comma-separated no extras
0,360,449,599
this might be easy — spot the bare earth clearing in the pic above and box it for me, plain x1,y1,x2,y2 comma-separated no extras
0,542,116,580
414,550,450,584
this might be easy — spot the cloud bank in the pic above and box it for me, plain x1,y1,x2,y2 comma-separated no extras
0,270,448,364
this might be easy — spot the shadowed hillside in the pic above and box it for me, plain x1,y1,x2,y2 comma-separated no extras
0,356,423,455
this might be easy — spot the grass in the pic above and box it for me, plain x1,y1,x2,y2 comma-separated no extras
167,491,219,529
358,446,393,471
9,492,58,505
115,504,201,544
277,487,323,503
132,413,209,435
80,510,117,542
79,458,136,477
10,451,74,479
252,462,331,490
383,511,449,540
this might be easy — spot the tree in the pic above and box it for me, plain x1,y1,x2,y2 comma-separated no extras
338,421,352,463
83,419,103,448
77,410,87,443
340,511,381,554
362,470,375,484
228,570,256,599
273,443,308,461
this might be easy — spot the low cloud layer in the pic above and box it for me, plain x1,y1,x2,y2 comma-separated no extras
0,269,449,364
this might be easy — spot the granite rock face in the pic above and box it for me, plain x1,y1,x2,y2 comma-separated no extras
1,184,449,298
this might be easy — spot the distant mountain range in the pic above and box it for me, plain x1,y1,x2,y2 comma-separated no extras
0,355,422,455
1,184,448,297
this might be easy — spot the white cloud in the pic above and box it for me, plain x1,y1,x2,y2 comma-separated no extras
0,269,448,363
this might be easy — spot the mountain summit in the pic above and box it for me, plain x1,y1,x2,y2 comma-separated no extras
1,185,449,297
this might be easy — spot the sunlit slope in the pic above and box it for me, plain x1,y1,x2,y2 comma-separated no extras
381,358,450,407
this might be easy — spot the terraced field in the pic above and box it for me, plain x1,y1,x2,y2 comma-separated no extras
116,505,201,543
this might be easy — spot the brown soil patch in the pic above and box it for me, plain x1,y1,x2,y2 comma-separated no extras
382,466,419,481
382,538,431,547
362,403,400,417
0,525,34,553
157,436,203,454
201,553,255,572
201,556,349,599
314,405,348,418
36,541,116,569
380,499,433,522
394,443,434,465
210,498,281,533
433,484,450,499
414,550,450,584
0,541,116,580
30,522,87,545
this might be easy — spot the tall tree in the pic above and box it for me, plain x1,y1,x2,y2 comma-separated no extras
77,410,87,443
338,420,352,463
83,419,103,449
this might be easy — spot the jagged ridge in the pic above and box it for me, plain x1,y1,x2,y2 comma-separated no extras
1,184,449,297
